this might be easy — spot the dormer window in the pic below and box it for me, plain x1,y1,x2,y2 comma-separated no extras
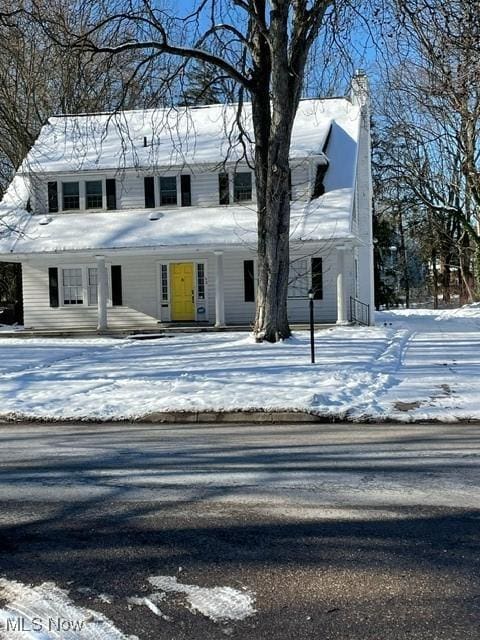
234,172,252,202
159,177,177,205
86,180,103,209
62,182,80,210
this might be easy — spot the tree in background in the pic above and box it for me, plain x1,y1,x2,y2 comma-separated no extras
374,0,480,306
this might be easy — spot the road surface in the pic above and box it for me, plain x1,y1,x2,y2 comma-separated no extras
0,422,479,639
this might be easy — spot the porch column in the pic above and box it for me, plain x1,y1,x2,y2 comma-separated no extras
214,250,225,327
336,246,348,325
96,255,108,332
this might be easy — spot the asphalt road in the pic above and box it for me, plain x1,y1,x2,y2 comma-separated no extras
0,422,479,639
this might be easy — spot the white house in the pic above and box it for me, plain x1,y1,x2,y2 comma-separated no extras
0,72,374,332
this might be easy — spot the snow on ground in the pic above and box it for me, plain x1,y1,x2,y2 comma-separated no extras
147,576,255,622
0,579,135,639
0,307,479,421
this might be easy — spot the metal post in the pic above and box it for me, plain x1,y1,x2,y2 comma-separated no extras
308,289,315,364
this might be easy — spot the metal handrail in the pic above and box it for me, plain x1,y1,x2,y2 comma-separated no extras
349,297,370,326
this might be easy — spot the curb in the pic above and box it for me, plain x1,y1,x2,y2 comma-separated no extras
0,411,479,425
140,411,324,424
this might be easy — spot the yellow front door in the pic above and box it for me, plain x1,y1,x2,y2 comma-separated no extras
170,263,195,321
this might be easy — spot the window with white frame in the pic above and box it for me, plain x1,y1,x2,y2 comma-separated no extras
87,267,98,305
62,268,83,304
86,180,103,209
60,266,107,306
159,176,177,205
288,259,309,298
233,172,252,202
196,263,206,300
62,182,80,210
161,264,169,302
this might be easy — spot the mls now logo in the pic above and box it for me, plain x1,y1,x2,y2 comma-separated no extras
5,617,85,633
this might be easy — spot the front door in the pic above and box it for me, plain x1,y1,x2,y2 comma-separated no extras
170,262,195,321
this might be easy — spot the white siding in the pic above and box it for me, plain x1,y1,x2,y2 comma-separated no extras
22,242,342,330
32,164,261,214
290,160,311,202
22,258,159,330
287,247,339,323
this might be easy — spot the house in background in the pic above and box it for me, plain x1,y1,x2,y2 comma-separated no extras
0,72,374,331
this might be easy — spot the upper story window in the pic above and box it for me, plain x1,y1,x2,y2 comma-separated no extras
159,176,177,205
234,172,252,202
86,180,103,209
62,182,80,210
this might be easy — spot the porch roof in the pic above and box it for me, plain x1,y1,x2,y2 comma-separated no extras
0,187,354,256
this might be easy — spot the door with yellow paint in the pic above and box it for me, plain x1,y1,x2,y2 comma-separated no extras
170,263,195,321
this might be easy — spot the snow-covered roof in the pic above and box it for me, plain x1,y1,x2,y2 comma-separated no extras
0,189,354,255
0,97,361,255
20,98,359,172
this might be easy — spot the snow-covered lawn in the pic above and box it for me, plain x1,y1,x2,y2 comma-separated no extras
1,306,480,421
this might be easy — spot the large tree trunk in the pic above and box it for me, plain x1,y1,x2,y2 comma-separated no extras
251,97,295,342
250,0,302,342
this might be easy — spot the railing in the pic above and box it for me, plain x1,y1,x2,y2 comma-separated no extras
350,297,370,326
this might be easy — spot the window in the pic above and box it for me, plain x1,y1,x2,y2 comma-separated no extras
196,263,205,301
87,267,98,305
59,265,114,306
86,180,103,209
181,175,191,207
234,172,252,202
312,258,323,300
62,182,80,210
288,259,309,298
161,264,169,302
106,179,117,210
159,176,177,205
144,176,155,208
218,173,229,205
48,182,58,213
243,260,255,302
62,268,83,304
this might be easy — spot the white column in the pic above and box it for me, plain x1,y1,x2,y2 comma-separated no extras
214,250,225,327
96,255,108,332
336,246,348,325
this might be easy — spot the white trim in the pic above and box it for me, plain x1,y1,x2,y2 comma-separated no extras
53,175,108,213
156,258,209,322
58,263,112,308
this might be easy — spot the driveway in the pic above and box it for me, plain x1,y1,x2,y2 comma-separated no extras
0,422,479,639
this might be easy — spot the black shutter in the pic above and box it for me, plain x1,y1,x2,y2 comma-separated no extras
106,179,117,210
47,182,58,213
111,265,123,306
48,267,59,307
181,174,191,206
312,257,323,300
243,260,255,302
144,176,155,208
312,162,329,199
219,173,229,205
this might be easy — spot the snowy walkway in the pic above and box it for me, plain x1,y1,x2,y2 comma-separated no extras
0,307,480,421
